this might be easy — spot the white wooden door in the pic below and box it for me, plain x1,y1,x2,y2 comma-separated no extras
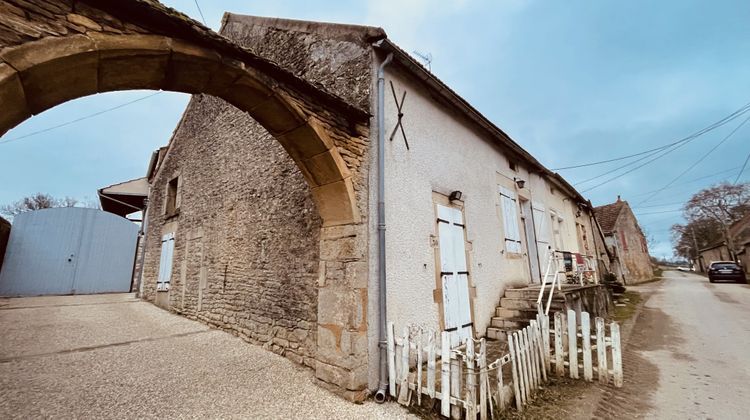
532,202,551,280
437,204,473,347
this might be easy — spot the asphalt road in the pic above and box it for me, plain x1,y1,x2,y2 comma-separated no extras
592,269,750,419
0,293,415,419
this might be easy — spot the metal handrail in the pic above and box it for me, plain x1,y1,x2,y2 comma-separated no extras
536,249,600,315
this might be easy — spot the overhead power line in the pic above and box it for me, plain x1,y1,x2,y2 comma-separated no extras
634,209,683,215
193,0,207,26
0,92,162,145
628,166,742,197
631,200,689,209
736,149,750,184
637,114,750,205
552,101,750,171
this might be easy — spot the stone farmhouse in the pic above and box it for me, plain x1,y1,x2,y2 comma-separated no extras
130,13,612,399
594,197,653,284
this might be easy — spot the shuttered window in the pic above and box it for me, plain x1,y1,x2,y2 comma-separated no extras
157,232,175,291
532,201,551,266
499,186,522,253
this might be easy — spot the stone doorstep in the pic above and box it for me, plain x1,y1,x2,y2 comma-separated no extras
491,317,532,330
495,307,540,319
499,297,565,311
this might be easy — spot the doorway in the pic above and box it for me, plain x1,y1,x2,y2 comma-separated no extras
436,203,473,347
520,199,541,284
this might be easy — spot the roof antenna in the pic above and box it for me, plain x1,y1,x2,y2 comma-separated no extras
412,50,432,71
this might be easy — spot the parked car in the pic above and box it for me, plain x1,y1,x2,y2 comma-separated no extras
707,261,747,283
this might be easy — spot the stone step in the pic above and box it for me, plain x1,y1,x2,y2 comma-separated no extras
490,317,531,330
486,327,509,341
504,288,566,300
500,297,564,311
495,307,539,319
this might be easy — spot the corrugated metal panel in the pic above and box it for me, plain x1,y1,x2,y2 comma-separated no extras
0,208,138,296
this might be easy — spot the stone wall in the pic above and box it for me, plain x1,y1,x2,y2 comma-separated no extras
140,15,376,387
614,210,654,284
141,94,323,366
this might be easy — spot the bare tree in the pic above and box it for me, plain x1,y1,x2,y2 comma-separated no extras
672,182,750,260
1,193,80,220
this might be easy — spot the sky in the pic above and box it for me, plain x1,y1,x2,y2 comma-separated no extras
1,0,749,259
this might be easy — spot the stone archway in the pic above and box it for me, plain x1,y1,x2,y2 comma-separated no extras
0,0,370,399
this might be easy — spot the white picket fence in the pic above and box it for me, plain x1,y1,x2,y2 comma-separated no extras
386,309,622,418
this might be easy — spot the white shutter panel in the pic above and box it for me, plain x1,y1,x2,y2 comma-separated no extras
438,205,473,346
532,202,551,269
437,205,458,333
499,187,522,253
157,233,175,290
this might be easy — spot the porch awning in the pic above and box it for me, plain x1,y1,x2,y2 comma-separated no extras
98,177,148,217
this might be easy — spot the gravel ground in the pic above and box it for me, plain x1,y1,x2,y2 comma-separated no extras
0,293,415,419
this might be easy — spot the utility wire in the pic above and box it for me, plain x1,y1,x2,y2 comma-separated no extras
629,166,742,197
574,146,667,185
193,0,207,26
634,209,684,215
552,101,750,171
631,200,690,209
735,149,750,184
579,138,693,193
0,92,163,145
637,114,750,205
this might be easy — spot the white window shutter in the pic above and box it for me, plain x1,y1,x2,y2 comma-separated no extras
157,233,175,291
499,187,522,253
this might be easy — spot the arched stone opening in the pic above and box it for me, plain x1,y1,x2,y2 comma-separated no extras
0,26,370,398
0,33,359,227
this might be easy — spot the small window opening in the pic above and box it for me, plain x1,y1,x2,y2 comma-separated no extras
166,176,179,216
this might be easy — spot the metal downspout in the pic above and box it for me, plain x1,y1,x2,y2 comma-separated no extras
374,50,393,403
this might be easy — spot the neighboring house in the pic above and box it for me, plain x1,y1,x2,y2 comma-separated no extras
701,213,750,273
132,14,609,398
594,197,653,284
0,216,10,272
98,176,150,291
698,241,732,271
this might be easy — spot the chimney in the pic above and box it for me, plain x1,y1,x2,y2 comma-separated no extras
617,195,621,202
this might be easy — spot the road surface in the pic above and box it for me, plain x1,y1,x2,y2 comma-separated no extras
0,293,414,419
592,270,750,419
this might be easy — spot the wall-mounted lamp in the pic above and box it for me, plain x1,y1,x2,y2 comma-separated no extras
514,178,526,189
449,190,463,202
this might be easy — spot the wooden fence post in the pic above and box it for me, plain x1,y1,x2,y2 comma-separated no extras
596,317,608,385
497,356,505,411
509,333,523,410
518,330,531,401
387,322,396,397
479,339,488,420
528,323,540,388
581,311,593,381
567,309,579,379
554,312,564,377
465,339,477,419
534,319,548,382
427,332,436,398
440,332,451,417
611,322,623,387
417,329,423,404
398,327,410,405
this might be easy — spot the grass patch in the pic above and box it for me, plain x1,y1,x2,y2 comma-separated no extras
612,290,642,322
653,267,663,278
